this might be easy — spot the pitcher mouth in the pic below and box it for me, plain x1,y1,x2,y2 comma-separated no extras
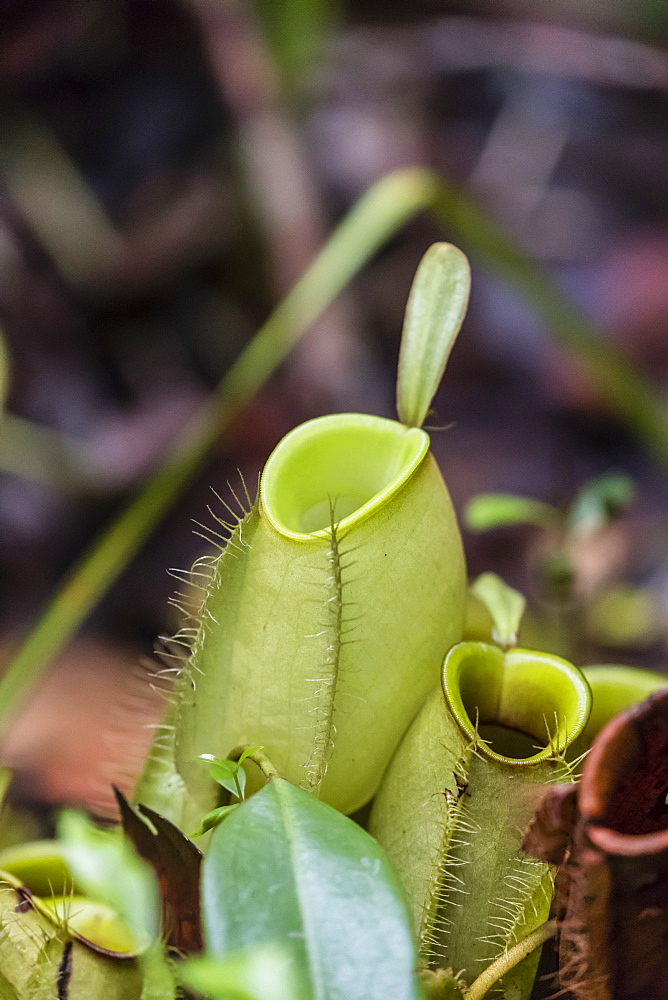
442,642,591,765
259,413,429,540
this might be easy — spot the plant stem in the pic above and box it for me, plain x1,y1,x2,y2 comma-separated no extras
228,746,281,783
462,919,557,1000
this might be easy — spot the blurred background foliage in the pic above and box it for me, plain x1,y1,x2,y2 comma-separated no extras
0,0,667,817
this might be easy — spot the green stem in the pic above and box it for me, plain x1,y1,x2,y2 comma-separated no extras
463,920,557,1000
228,746,281,783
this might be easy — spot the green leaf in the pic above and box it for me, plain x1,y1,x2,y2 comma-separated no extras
200,755,247,800
57,810,159,948
464,493,559,532
397,242,470,429
470,573,526,649
568,472,635,534
191,805,240,839
198,747,266,804
180,945,308,1000
202,778,424,1000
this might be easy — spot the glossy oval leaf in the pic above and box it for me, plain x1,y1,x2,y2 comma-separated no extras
396,242,470,428
202,778,424,1000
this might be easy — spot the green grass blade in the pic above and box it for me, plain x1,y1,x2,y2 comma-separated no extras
0,168,437,731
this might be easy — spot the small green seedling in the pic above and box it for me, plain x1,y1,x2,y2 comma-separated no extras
191,747,264,836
